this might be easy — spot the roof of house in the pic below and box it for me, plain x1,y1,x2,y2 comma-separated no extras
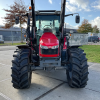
63,28,78,33
0,26,25,32
0,25,84,34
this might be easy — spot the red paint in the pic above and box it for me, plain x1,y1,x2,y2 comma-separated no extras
39,32,59,57
63,36,67,50
30,38,34,50
40,54,58,57
40,32,59,46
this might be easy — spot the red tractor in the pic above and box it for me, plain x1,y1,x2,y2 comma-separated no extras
11,0,89,89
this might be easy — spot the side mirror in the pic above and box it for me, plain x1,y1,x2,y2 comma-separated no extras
75,15,80,23
15,16,19,24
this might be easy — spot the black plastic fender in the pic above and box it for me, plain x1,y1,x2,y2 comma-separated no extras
17,45,30,49
17,45,33,63
68,45,82,48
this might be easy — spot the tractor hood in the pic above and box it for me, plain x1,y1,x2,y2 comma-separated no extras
39,32,59,46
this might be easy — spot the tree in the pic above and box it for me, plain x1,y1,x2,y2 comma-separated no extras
77,19,93,33
3,0,28,42
92,25,99,33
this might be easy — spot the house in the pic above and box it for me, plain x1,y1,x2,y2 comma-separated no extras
0,26,25,41
64,28,78,33
0,25,82,41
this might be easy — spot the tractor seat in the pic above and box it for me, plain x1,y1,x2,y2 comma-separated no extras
43,28,52,33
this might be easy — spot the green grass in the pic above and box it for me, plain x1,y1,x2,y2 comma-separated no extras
0,42,26,46
80,45,100,63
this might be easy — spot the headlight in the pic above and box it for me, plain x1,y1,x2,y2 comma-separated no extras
40,45,48,49
40,45,59,49
51,45,59,49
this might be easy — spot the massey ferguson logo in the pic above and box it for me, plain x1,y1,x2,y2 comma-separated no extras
48,39,50,43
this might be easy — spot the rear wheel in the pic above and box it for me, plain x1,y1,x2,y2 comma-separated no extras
11,49,32,89
67,48,89,88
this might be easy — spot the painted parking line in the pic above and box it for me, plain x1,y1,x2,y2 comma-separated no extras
89,63,98,68
0,92,12,100
0,63,11,67
0,78,11,83
0,54,11,55
0,49,15,51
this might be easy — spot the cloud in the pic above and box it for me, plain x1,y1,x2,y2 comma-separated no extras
68,0,89,9
90,17,100,30
0,16,27,28
66,2,78,12
85,8,91,12
92,5,100,9
64,23,79,29
82,17,84,19
49,0,52,4
88,15,92,17
66,0,90,12
92,0,100,10
0,17,5,26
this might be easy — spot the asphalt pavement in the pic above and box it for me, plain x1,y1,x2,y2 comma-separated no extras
0,46,100,100
88,41,100,45
0,46,17,51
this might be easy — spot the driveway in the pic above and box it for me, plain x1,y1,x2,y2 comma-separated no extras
0,46,100,100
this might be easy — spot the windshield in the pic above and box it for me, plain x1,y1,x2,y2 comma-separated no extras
41,21,53,29
36,15,60,36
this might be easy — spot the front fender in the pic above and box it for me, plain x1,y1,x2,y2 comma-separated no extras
17,45,33,63
17,45,30,49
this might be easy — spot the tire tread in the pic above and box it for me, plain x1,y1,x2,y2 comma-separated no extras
11,49,31,89
67,48,89,88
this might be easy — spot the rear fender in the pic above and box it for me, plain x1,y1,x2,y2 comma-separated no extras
68,45,82,48
67,45,82,61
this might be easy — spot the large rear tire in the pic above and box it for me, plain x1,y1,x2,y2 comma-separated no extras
67,48,89,88
11,49,32,89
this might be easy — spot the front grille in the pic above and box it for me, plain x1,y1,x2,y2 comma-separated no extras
41,48,58,54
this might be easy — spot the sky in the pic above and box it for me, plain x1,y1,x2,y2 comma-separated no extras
0,0,100,29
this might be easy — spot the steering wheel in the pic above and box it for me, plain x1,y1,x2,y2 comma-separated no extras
43,25,52,29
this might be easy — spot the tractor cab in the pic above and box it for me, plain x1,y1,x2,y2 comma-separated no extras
35,11,61,45
35,11,61,58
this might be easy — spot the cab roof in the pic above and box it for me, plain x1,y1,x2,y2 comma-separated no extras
35,10,61,15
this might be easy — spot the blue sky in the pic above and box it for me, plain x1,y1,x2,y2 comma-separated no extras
0,0,100,29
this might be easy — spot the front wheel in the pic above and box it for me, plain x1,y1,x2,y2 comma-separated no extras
67,48,89,88
11,49,32,89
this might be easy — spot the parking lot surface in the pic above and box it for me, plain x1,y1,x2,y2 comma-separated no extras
88,41,100,45
0,46,100,100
